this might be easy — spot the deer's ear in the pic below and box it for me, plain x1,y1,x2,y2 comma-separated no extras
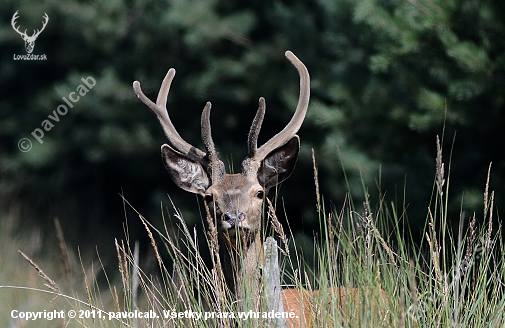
258,136,300,190
161,144,209,195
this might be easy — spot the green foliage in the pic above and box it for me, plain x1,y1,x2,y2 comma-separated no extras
0,0,504,233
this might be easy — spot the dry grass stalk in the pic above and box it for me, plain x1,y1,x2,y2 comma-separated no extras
331,198,347,257
427,210,442,285
53,218,71,278
266,198,289,255
132,241,140,315
363,199,374,263
408,260,419,305
112,285,121,313
76,247,93,309
312,148,321,214
203,202,227,310
204,202,220,262
18,250,60,293
362,199,397,266
203,202,223,278
435,135,445,197
115,238,129,291
373,226,397,267
484,191,494,252
327,212,336,259
398,294,406,328
211,267,225,321
407,260,419,324
462,213,476,275
138,214,165,272
483,162,492,219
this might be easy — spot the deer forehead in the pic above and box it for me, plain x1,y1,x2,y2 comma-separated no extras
211,174,260,195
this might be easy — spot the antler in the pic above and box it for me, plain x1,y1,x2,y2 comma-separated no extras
133,69,207,163
11,11,27,37
250,51,310,161
247,97,266,157
32,13,49,38
201,102,219,161
201,103,225,182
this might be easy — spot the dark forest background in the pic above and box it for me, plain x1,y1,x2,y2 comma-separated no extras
1,0,504,254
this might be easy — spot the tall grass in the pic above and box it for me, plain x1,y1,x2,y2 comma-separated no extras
1,137,504,327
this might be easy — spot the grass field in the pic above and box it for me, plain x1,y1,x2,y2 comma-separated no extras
1,139,504,327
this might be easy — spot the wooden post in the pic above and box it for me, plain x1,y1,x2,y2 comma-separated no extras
263,237,286,328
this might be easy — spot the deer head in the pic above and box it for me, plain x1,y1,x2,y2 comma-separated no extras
11,11,49,54
133,51,309,238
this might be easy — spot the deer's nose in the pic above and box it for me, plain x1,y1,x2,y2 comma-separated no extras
224,211,246,228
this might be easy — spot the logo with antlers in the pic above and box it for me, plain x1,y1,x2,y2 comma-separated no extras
11,11,49,54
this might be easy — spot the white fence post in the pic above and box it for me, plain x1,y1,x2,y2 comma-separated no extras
263,237,285,328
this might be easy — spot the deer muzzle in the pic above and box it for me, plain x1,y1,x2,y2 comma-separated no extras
221,211,246,230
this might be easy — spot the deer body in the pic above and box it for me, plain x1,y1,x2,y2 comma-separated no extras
133,51,374,327
281,287,374,328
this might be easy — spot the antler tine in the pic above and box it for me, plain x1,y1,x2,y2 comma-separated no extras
133,69,206,162
201,102,217,159
201,102,225,182
247,97,266,157
253,51,310,161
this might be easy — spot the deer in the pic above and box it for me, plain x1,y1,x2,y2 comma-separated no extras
133,51,385,327
11,11,49,54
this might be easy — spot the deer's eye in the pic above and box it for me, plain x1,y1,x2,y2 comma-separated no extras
204,194,214,203
255,190,265,199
